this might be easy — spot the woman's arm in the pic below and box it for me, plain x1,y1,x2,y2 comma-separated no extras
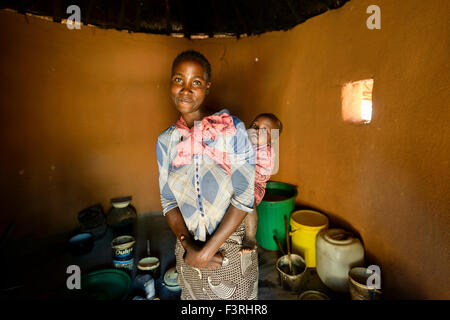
195,205,248,264
165,207,224,270
164,207,191,248
156,132,179,215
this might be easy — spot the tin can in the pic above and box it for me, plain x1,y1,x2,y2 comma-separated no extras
111,235,135,272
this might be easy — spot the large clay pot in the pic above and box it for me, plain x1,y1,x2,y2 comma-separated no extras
316,228,364,293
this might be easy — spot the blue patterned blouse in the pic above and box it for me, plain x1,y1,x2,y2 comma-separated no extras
156,109,255,241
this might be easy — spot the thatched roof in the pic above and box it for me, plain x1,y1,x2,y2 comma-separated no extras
1,0,349,39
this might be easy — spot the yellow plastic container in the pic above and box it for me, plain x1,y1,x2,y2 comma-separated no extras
290,210,329,268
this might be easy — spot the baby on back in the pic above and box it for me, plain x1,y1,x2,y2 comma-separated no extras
241,113,282,253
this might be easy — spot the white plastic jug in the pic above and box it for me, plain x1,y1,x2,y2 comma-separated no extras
316,228,364,293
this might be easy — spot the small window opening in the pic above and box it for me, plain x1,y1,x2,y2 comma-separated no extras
341,79,373,124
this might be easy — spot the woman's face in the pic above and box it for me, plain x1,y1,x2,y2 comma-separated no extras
171,59,211,115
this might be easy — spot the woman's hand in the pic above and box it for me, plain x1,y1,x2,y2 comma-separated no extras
181,235,224,270
183,242,210,269
205,252,225,270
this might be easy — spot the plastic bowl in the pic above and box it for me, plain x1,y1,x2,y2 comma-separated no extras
68,233,94,255
62,269,131,300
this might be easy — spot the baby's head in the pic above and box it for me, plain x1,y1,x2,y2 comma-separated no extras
248,113,282,146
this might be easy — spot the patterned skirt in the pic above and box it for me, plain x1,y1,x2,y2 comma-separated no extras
175,222,259,300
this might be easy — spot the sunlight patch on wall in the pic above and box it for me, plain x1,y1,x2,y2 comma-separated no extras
341,79,374,124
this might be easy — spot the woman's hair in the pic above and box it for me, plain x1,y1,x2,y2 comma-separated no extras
172,50,211,82
255,113,283,134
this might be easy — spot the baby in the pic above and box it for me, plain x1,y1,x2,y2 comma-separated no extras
240,113,283,253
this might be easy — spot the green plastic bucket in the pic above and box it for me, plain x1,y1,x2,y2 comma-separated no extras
256,181,298,251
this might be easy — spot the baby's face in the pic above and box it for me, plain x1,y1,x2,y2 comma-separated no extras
248,116,279,146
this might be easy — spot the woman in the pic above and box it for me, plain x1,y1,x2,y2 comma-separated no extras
156,50,258,299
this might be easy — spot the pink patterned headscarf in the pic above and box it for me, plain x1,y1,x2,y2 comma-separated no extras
172,112,237,175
